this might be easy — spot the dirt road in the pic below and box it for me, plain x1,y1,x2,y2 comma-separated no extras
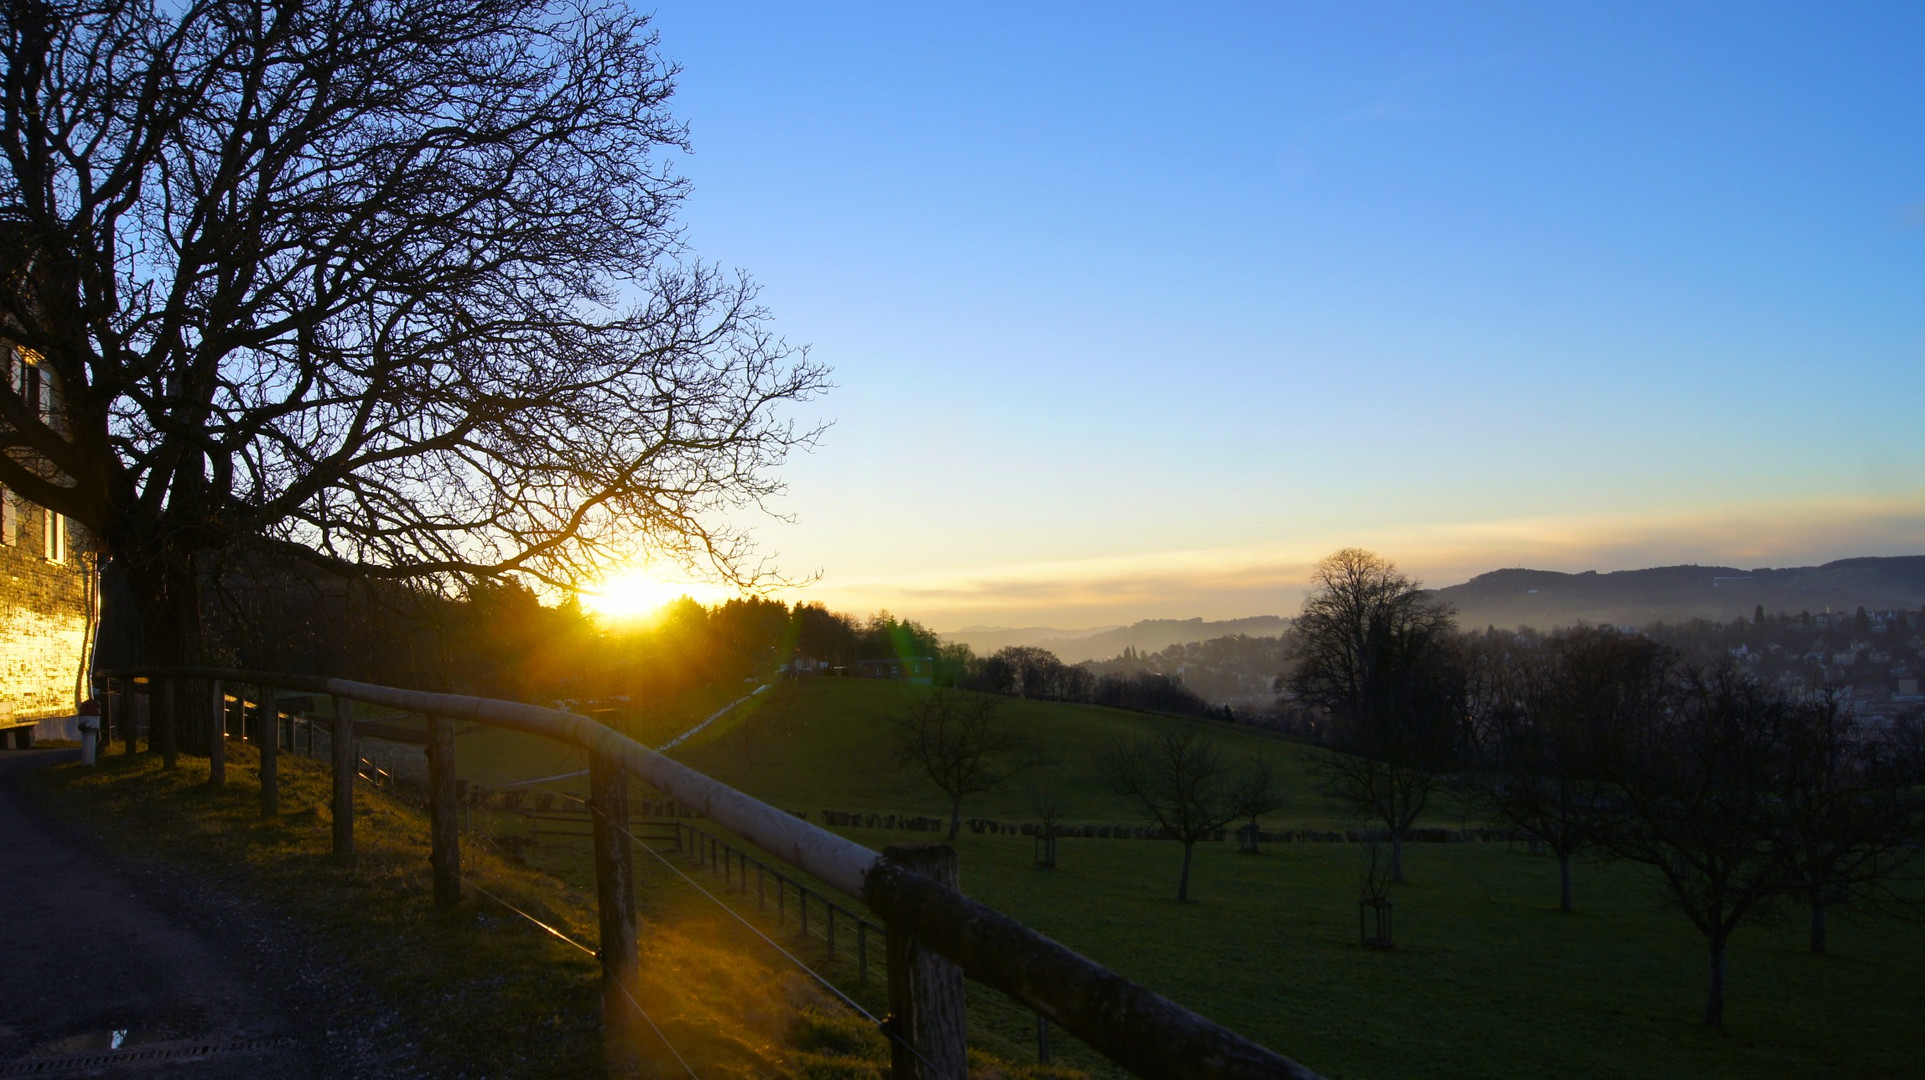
0,750,409,1078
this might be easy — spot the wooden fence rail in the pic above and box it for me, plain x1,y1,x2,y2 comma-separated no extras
95,667,1324,1080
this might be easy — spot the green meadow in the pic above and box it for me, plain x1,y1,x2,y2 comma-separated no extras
471,678,1925,1080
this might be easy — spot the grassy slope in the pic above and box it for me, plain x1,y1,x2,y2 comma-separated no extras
615,679,1925,1080
670,680,1393,829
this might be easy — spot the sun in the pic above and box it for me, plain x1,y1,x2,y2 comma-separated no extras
580,568,726,623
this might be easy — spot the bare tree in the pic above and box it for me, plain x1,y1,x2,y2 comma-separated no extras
1291,550,1461,882
0,1,823,678
1099,727,1282,901
1596,662,1793,1027
1026,775,1069,869
890,689,1024,841
1467,627,1673,911
1776,688,1925,954
1231,755,1284,853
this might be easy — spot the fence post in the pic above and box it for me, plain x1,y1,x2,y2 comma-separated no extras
590,751,640,1066
158,678,178,770
116,681,134,750
1037,1015,1051,1065
331,694,354,859
427,715,460,908
208,681,225,788
858,921,868,983
881,843,967,1080
120,680,135,755
258,686,278,817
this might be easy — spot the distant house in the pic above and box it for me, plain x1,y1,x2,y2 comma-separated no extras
2,346,95,746
855,656,935,683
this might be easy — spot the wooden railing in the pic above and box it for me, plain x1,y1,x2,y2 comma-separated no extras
95,668,1325,1080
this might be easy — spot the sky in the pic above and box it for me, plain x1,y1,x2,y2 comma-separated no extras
620,2,1925,630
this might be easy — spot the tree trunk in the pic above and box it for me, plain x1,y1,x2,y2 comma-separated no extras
1389,830,1404,884
948,796,962,841
1809,888,1828,955
1558,850,1573,913
122,551,211,754
1703,936,1727,1027
1176,840,1195,902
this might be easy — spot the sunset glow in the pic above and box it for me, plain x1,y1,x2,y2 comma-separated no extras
581,569,729,623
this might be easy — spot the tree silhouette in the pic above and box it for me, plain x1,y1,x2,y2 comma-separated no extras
0,0,823,675
1291,549,1461,882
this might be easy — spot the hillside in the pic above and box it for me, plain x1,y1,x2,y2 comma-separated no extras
945,615,1291,664
667,678,1346,827
1431,555,1925,630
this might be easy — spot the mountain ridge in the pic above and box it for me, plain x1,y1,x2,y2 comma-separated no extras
1429,555,1925,630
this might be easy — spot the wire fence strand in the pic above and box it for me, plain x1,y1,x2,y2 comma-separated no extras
476,766,970,1080
458,874,699,1080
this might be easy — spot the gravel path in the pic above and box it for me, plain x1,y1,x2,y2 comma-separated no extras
0,750,416,1078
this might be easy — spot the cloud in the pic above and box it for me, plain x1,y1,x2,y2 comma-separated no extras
780,491,1925,629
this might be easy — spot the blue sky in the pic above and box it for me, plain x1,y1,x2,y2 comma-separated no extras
630,2,1925,628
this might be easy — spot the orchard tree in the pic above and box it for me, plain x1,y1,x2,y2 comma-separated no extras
0,0,822,680
1776,688,1925,954
890,689,1025,840
1468,626,1674,911
1597,663,1793,1027
1099,727,1283,901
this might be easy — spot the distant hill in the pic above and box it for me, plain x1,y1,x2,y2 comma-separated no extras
938,624,1121,656
1432,556,1925,631
944,615,1291,664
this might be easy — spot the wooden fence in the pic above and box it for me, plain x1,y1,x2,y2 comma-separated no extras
94,668,1326,1080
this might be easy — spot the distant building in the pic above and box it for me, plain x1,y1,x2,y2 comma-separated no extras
855,656,935,683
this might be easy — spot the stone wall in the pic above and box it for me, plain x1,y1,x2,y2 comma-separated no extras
0,497,91,723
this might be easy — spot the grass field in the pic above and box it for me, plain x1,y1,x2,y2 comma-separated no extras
544,678,1925,1080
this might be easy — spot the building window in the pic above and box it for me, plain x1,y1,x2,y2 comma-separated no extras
42,508,64,563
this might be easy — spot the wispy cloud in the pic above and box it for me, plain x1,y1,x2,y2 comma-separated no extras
782,492,1925,629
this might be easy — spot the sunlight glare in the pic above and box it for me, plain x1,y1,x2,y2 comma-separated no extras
582,569,724,623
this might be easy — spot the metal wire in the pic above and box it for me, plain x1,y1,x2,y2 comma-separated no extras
459,875,699,1079
485,768,968,1080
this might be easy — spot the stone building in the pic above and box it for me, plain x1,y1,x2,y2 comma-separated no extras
1,346,95,745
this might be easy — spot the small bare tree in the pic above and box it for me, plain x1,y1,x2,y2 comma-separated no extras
1100,727,1283,901
890,689,1024,841
1027,776,1069,869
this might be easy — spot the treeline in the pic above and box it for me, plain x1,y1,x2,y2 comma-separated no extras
204,567,1224,722
452,589,952,704
956,644,1221,718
